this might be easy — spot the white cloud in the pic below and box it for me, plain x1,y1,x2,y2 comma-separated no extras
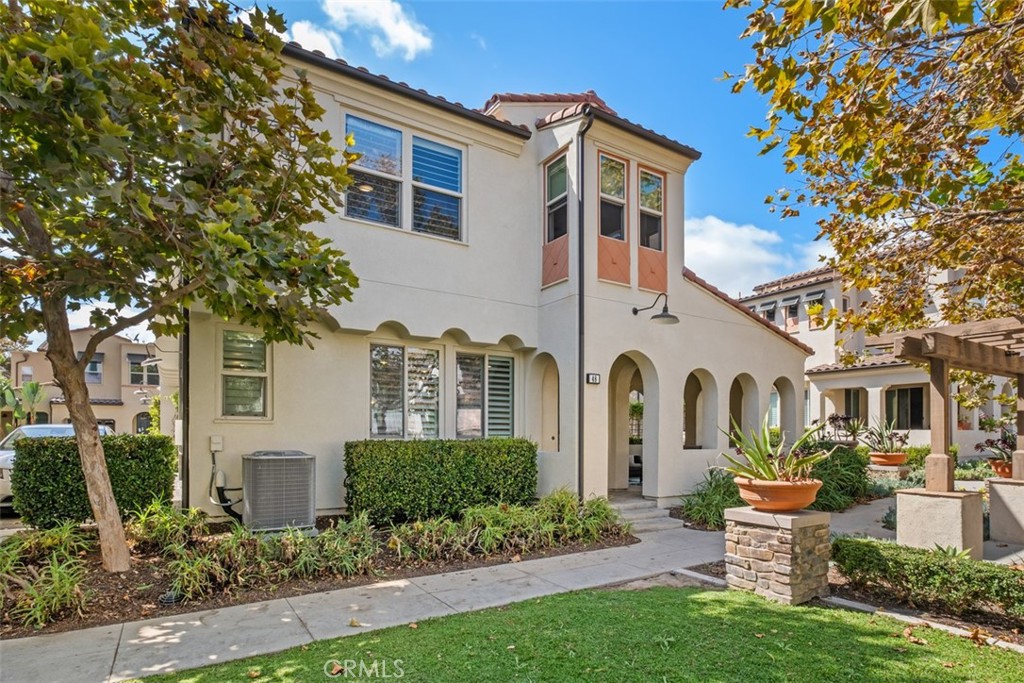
286,20,344,59
684,215,796,298
797,238,835,271
470,32,487,50
320,0,432,60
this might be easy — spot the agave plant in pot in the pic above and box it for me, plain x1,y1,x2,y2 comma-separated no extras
863,419,909,466
720,417,833,513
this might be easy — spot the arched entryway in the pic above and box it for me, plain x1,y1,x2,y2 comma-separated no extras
772,376,798,442
683,369,717,449
607,352,659,496
729,373,759,441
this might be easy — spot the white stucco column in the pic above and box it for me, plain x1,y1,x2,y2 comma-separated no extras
865,387,883,427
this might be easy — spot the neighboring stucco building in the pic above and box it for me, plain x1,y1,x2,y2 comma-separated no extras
5,328,161,435
168,42,811,517
741,268,1012,453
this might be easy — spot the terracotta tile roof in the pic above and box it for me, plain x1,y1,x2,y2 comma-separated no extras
281,43,531,139
806,354,911,374
683,268,814,355
538,104,702,161
748,265,836,297
50,397,125,406
482,90,617,116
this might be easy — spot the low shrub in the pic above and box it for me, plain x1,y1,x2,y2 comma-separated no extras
808,445,869,512
11,434,177,528
8,554,88,629
679,469,743,530
903,444,959,469
126,502,208,554
832,537,1024,621
868,469,926,498
344,438,537,523
955,459,996,481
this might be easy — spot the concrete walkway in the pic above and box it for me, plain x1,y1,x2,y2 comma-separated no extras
0,527,724,683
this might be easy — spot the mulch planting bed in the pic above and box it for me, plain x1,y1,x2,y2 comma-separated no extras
1,524,637,640
686,559,1023,646
667,507,722,531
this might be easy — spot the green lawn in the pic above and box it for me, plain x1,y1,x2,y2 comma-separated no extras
139,587,1023,683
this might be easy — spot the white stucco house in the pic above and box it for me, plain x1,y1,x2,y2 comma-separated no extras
741,267,1013,453
162,41,812,517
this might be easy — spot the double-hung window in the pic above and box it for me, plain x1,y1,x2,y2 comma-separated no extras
370,344,440,438
128,354,159,386
412,137,462,240
221,331,269,418
345,116,402,228
545,155,568,242
345,115,464,241
456,354,514,439
78,352,103,384
639,169,664,250
599,154,626,240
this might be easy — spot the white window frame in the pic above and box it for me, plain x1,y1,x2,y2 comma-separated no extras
369,341,443,439
216,326,273,421
19,366,32,385
598,152,627,241
128,356,159,386
638,167,665,252
455,352,515,439
344,114,466,243
85,359,103,384
545,154,568,243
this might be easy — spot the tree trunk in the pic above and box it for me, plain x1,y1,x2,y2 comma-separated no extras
42,296,131,572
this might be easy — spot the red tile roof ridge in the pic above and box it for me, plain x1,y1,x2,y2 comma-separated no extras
751,265,836,293
683,268,814,355
482,90,617,116
807,354,911,374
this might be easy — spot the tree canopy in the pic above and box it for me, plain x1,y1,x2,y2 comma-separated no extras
1,0,358,570
728,0,1024,334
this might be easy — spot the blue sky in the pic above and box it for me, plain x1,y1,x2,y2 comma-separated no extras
261,0,835,298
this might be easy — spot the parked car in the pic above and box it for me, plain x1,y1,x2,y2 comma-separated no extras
0,424,114,511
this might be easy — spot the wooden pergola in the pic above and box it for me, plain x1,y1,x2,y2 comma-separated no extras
893,316,1024,490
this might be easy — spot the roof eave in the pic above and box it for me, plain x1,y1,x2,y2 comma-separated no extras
537,105,701,161
281,44,532,140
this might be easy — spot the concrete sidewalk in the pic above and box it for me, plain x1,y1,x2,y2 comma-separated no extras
0,527,724,683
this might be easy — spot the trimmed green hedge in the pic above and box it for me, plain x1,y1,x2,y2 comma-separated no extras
11,434,177,529
344,438,537,524
832,537,1024,621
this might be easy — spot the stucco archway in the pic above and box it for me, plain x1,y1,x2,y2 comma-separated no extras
528,353,560,453
729,373,759,439
773,376,798,443
607,351,660,496
683,369,717,449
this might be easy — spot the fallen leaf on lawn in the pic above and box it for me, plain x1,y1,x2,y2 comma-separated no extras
754,633,765,639
349,618,363,627
907,636,928,645
895,647,907,653
507,645,515,650
964,627,992,647
942,662,956,668
409,623,419,629
511,554,521,563
301,645,308,651
330,662,345,675
247,670,261,679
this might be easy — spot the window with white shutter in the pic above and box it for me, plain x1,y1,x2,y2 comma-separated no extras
221,330,269,418
371,344,440,438
486,356,514,437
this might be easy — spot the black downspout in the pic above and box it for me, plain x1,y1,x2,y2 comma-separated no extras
179,306,190,509
576,107,595,500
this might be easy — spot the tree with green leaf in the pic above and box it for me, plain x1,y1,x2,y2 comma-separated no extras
728,0,1023,334
18,380,47,425
1,0,358,571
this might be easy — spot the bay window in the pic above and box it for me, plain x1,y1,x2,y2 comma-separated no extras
545,155,568,242
599,154,626,240
639,169,663,250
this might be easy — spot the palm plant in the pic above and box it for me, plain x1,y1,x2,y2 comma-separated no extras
18,381,48,425
720,415,833,482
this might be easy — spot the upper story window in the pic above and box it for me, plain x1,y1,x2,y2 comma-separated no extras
545,155,568,243
599,154,626,240
79,352,104,384
128,354,159,386
639,169,664,251
345,115,464,241
221,330,269,418
19,366,32,385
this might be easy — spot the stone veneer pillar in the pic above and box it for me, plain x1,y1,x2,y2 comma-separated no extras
723,507,831,605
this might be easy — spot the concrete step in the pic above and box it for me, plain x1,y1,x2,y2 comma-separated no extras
617,508,673,522
630,517,688,534
609,499,658,512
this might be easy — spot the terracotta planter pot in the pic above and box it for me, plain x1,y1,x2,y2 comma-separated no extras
733,478,822,513
989,458,1013,479
869,451,907,466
